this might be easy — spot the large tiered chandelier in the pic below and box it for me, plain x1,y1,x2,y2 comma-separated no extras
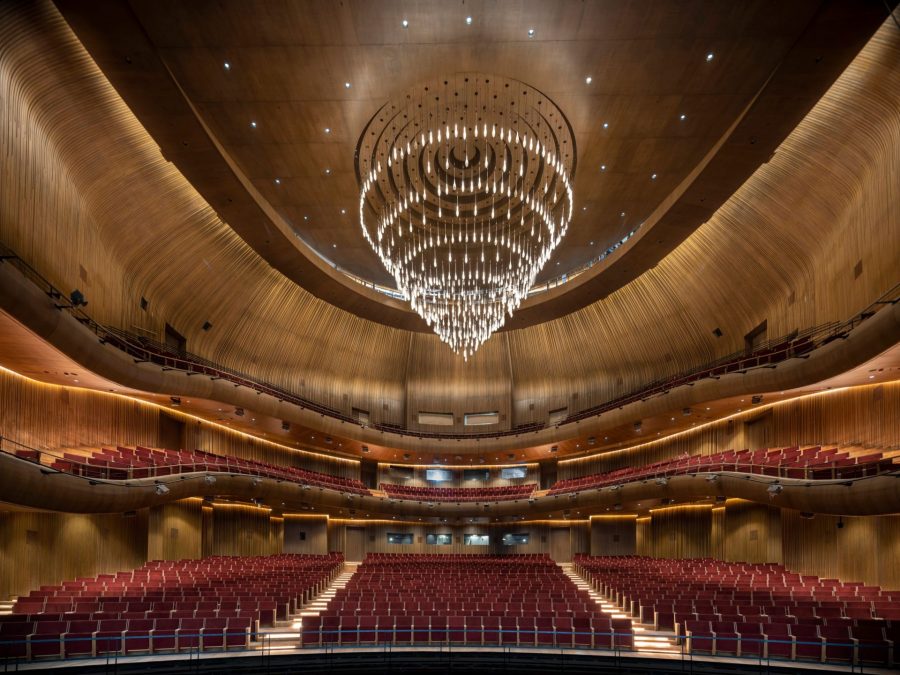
357,74,576,359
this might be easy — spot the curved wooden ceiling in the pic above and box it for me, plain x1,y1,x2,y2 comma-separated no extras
0,1,897,443
55,0,892,331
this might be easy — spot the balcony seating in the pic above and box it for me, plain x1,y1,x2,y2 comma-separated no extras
301,554,631,649
549,446,897,495
0,554,342,661
575,555,899,665
380,483,536,502
43,445,369,495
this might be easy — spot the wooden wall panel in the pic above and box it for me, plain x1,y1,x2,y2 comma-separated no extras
0,510,148,600
590,516,637,556
0,367,359,479
283,516,329,555
203,504,282,557
638,505,713,559
723,500,782,564
782,510,900,589
560,382,900,480
147,499,202,561
325,522,590,560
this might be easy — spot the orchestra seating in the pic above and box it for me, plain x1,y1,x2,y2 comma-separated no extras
574,556,899,666
301,554,632,649
31,446,370,495
380,483,537,502
549,446,897,495
0,554,342,661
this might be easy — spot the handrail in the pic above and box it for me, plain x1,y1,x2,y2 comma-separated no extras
1,242,897,441
0,627,887,670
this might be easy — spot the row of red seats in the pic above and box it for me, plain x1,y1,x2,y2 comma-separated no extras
42,445,370,495
1,554,343,662
0,616,252,660
575,556,898,665
550,446,895,495
304,554,633,650
301,614,633,648
380,483,536,502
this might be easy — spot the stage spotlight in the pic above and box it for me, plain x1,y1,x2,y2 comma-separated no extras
155,483,170,495
69,289,88,307
706,474,720,482
655,477,668,486
767,484,783,496
204,475,216,485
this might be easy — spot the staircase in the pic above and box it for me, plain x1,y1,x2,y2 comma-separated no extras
255,563,358,650
559,563,679,655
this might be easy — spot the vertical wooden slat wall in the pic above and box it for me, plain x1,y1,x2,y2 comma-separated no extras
559,382,900,481
147,499,203,561
0,368,359,479
0,510,149,600
590,516,638,556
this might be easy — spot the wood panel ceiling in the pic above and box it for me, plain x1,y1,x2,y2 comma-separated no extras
54,0,886,330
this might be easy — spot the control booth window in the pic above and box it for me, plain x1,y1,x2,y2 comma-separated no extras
387,532,414,545
464,533,490,546
500,466,527,480
426,468,453,482
501,533,530,546
463,469,490,482
426,533,453,545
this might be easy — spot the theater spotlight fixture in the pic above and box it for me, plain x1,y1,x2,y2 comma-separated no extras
169,396,181,407
705,474,720,482
155,483,170,495
357,74,576,358
281,421,290,431
251,477,261,487
204,475,216,485
767,483,783,496
655,477,668,486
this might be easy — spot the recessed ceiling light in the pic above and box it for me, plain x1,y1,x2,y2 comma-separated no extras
344,82,351,89
324,168,331,175
600,164,606,171
706,52,714,62
602,122,609,129
332,243,337,248
250,120,257,128
620,211,625,217
324,127,331,134
274,178,281,185
303,215,309,221
582,206,587,211
590,241,594,245
869,374,875,379
679,113,687,121
340,208,346,214
527,28,535,37
585,76,592,85
465,16,473,25
223,61,231,71
401,19,408,28
651,173,657,180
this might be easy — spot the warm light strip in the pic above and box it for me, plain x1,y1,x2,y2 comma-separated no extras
558,382,887,466
589,514,638,520
647,503,712,515
0,364,359,466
